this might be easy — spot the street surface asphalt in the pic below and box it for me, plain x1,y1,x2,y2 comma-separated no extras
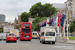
0,39,75,50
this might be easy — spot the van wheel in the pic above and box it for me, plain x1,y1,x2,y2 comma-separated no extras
52,42,55,44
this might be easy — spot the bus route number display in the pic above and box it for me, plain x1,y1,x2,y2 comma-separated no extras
23,24,30,26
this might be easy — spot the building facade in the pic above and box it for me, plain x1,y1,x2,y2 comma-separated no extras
28,18,35,24
0,14,5,22
14,15,21,31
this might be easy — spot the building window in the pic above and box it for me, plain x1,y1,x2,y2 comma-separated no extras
68,3,72,6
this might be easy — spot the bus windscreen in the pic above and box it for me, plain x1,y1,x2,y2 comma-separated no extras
22,29,30,34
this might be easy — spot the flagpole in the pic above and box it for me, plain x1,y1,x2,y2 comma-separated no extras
58,26,59,36
67,10,69,40
64,19,65,41
58,12,59,36
64,20,65,37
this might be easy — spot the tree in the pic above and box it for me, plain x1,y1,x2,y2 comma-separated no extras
69,18,75,33
30,2,56,18
33,23,40,31
32,17,47,31
20,12,30,22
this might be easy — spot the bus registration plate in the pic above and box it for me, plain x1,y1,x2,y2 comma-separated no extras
25,39,27,40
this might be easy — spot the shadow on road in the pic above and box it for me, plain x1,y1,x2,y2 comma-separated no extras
6,41,17,43
41,42,56,45
20,40,31,41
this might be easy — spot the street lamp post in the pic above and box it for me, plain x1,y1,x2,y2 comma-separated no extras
67,9,69,40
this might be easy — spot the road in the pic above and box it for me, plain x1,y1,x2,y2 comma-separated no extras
0,39,75,50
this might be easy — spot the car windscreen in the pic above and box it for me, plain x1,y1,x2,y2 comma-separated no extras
22,29,30,34
33,33,37,35
45,32,55,36
9,34,14,36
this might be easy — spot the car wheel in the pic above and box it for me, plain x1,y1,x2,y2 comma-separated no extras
52,42,55,44
6,41,8,43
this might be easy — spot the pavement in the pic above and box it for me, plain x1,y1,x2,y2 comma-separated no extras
56,36,75,44
57,40,75,44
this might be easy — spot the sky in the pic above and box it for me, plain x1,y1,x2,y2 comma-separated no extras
0,0,67,23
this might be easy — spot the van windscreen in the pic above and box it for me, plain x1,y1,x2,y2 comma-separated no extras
45,32,55,36
33,33,37,35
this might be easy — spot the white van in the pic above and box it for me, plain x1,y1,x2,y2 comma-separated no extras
0,33,7,40
10,29,19,39
32,31,39,39
40,26,56,44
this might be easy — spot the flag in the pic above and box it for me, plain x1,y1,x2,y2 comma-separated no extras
53,16,55,21
46,18,49,27
58,13,62,27
52,17,55,27
41,23,43,27
39,22,43,28
62,24,64,31
49,17,52,26
55,16,57,21
51,18,53,26
49,18,51,26
42,21,46,26
61,14,66,27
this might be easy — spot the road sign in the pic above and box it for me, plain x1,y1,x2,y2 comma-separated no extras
67,24,69,27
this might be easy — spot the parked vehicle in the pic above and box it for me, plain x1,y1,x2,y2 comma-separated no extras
10,29,19,39
40,26,56,44
0,33,7,40
6,33,17,43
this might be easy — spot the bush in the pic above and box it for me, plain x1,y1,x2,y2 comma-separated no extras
0,28,3,32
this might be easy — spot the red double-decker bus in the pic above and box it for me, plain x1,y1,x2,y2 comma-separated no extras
20,22,32,41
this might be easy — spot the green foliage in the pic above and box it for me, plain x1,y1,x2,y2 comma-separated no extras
20,12,30,22
30,2,56,17
69,18,75,33
32,17,47,31
33,23,40,31
68,37,75,40
0,28,3,32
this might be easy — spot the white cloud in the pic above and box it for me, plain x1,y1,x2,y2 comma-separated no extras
0,0,67,23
